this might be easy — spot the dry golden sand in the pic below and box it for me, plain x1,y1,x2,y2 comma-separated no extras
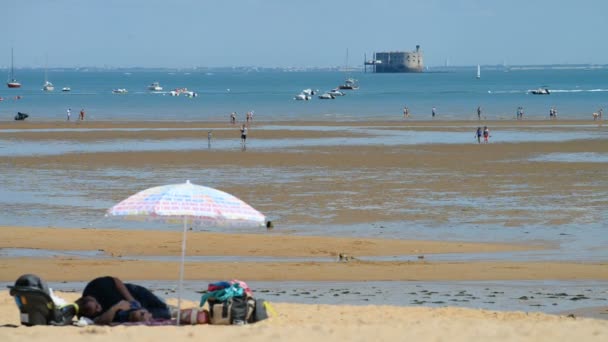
0,291,607,342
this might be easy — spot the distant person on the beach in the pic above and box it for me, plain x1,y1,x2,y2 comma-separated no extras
483,126,490,143
405,106,410,118
240,124,248,147
230,112,236,124
79,108,85,121
246,111,251,124
476,127,482,144
66,108,71,121
75,276,171,324
516,106,524,120
207,130,212,149
551,107,557,120
477,106,481,120
599,108,603,120
432,106,436,118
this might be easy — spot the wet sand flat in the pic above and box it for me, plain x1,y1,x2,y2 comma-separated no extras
0,227,605,283
2,120,606,227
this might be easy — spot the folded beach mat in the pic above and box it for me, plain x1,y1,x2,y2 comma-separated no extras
8,274,77,326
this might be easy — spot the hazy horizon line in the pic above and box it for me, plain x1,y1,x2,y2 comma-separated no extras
2,63,607,71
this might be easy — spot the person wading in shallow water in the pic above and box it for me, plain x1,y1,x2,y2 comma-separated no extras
240,124,248,150
483,126,490,143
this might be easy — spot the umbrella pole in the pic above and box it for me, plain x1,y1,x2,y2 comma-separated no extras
176,216,188,326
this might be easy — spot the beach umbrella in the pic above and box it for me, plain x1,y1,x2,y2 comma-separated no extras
107,180,266,324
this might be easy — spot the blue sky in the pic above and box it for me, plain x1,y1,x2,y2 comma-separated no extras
3,0,606,68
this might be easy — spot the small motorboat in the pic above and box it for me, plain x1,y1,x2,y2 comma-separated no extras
14,112,29,121
318,93,335,100
338,78,359,90
148,82,163,91
112,88,128,94
294,93,311,101
42,81,54,92
328,89,345,97
62,87,71,92
302,89,318,96
530,87,550,95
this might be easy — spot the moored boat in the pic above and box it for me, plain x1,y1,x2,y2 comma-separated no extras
148,82,163,91
294,93,311,101
328,89,345,97
318,93,335,99
338,78,359,90
6,48,21,88
43,81,54,92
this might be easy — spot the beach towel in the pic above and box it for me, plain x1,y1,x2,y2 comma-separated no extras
199,283,245,307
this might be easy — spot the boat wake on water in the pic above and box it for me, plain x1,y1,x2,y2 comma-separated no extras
548,88,608,93
488,88,608,94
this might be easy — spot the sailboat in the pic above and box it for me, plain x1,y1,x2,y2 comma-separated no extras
476,64,481,79
338,48,359,90
42,58,54,91
7,48,21,88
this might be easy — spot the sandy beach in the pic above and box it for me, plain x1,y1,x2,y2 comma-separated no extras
1,291,607,342
1,119,607,340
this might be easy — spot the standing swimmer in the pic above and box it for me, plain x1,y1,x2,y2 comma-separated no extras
476,127,482,144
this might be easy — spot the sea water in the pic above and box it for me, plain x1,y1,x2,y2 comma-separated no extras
1,68,607,121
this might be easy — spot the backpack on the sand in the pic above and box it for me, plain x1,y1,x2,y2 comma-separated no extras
202,280,272,325
208,295,255,325
8,274,77,326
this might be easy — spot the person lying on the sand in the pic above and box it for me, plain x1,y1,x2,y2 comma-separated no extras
75,276,171,324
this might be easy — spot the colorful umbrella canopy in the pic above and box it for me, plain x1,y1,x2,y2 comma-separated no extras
107,180,266,325
107,180,266,227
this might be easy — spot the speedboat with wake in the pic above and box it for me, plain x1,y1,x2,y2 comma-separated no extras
530,87,550,95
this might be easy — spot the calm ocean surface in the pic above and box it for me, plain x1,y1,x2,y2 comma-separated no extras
1,68,607,121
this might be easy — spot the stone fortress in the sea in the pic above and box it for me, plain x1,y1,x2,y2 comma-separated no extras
366,45,424,73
